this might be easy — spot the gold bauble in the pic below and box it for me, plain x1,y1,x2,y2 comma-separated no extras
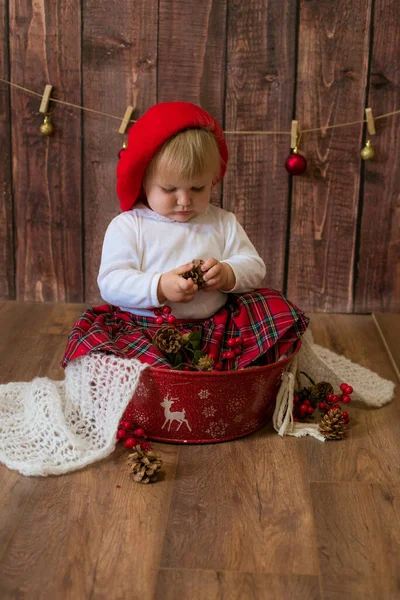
40,116,54,136
360,139,374,160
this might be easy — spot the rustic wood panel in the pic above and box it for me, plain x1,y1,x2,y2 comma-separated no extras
305,314,400,484
355,0,400,312
157,0,227,207
0,1,14,300
83,0,158,304
287,0,372,312
9,0,83,302
224,0,296,291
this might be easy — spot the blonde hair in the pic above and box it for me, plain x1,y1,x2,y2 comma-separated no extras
145,128,222,183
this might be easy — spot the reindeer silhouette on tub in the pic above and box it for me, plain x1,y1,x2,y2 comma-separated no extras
160,393,192,432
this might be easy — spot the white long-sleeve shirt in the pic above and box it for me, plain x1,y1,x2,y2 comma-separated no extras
97,203,266,319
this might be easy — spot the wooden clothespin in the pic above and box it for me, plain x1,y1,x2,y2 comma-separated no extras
290,120,298,149
360,108,376,160
365,108,376,136
39,84,53,114
39,85,54,136
118,105,134,135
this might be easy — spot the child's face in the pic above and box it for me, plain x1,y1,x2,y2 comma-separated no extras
143,169,214,222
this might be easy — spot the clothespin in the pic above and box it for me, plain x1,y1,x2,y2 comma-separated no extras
118,105,134,135
360,108,376,160
365,108,376,136
290,120,298,149
39,84,54,136
39,84,53,115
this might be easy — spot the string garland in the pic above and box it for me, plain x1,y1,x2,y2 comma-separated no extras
2,76,400,135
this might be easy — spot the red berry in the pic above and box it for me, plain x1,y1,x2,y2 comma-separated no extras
234,347,241,355
124,437,137,449
318,401,327,411
326,393,335,402
341,394,351,404
234,337,242,345
340,383,348,393
221,352,228,359
294,394,300,404
304,399,310,406
155,316,164,325
162,306,172,315
153,309,162,316
293,417,299,422
342,411,350,423
345,385,353,395
331,403,341,410
226,351,235,359
183,366,191,371
300,403,308,412
227,338,236,347
214,362,223,371
167,315,176,324
332,395,340,403
116,429,127,441
133,428,145,437
120,419,132,430
307,406,314,414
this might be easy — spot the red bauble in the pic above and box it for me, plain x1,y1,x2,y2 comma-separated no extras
285,152,307,175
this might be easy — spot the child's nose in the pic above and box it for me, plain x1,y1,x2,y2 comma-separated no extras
177,191,191,206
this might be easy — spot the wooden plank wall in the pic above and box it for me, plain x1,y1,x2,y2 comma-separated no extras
0,0,399,312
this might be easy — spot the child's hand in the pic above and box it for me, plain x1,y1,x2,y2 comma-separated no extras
201,258,236,292
158,263,198,303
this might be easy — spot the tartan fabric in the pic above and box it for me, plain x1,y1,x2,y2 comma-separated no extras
61,289,309,370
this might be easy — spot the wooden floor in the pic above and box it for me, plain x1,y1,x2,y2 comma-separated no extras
0,303,399,600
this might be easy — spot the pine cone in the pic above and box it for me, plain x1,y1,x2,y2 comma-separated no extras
153,325,183,354
182,259,207,290
197,355,214,371
127,445,163,483
318,408,346,440
310,381,334,403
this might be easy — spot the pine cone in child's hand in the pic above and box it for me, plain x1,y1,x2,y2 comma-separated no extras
127,445,163,483
182,259,207,290
153,325,183,354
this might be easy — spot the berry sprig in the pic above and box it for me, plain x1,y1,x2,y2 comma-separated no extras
293,376,353,426
154,305,177,325
116,419,152,451
215,336,243,370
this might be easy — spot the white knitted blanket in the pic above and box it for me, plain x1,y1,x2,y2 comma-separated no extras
0,329,395,476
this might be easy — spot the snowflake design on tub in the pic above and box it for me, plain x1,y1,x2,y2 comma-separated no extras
202,405,217,419
251,376,268,394
241,417,261,432
133,383,151,406
206,420,229,438
198,389,210,400
233,414,244,424
229,397,245,413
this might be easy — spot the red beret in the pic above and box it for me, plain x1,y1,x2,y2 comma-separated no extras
116,102,228,212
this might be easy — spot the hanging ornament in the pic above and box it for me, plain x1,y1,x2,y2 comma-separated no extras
285,120,307,175
360,140,374,160
360,108,376,161
39,114,54,137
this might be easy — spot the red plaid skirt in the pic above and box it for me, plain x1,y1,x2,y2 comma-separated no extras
61,289,309,370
